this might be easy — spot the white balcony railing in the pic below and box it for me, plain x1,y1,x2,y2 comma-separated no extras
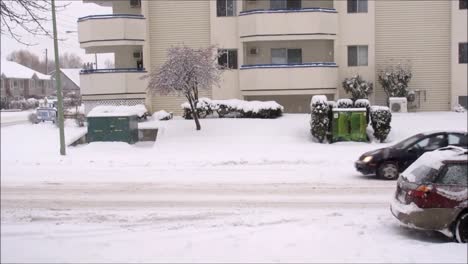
78,14,146,49
239,63,338,92
80,68,147,97
239,8,338,41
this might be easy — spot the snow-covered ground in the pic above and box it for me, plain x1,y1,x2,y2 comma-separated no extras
1,112,467,263
0,110,34,127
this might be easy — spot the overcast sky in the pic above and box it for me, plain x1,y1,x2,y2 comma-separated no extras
1,1,112,68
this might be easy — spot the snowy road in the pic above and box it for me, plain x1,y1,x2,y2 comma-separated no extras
2,181,467,263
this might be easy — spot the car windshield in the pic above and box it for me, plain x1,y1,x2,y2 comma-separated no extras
393,134,424,149
402,165,439,184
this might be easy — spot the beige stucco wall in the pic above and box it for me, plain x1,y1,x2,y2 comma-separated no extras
244,40,334,64
375,1,451,111
147,0,211,115
239,11,338,39
451,2,467,108
210,0,242,101
335,0,375,102
112,46,143,68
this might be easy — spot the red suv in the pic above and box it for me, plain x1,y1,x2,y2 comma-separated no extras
391,146,468,243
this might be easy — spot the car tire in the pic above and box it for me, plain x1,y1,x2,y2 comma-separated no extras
377,162,399,180
454,212,468,243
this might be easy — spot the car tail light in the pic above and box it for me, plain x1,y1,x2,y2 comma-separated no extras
407,185,433,207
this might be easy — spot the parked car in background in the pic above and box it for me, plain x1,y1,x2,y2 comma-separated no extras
355,131,467,180
390,146,468,243
35,107,57,124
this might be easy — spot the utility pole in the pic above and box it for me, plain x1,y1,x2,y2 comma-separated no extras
95,53,98,70
51,0,66,156
45,49,48,74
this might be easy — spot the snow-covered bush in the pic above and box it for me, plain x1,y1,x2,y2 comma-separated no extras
378,63,412,98
28,113,38,124
453,104,467,113
310,95,329,143
9,98,36,110
153,110,173,121
355,99,371,124
342,75,373,101
181,98,283,119
370,106,392,143
337,98,353,108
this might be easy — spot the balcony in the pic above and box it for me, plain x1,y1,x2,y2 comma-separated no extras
239,63,338,95
78,14,146,51
80,68,147,98
238,8,338,41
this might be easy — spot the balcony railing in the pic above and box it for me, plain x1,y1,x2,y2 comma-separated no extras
240,62,337,69
80,68,147,74
77,14,145,22
239,7,337,16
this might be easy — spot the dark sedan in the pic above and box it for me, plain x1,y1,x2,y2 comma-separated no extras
355,131,467,180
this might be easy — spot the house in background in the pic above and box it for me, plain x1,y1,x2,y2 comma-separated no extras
50,68,81,97
1,59,53,100
78,0,468,113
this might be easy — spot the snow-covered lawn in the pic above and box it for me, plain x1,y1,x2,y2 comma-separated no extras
1,112,467,263
0,110,33,126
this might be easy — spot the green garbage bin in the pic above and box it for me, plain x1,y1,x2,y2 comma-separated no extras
87,115,139,144
332,108,368,143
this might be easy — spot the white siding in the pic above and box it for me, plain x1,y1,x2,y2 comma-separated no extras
375,1,451,111
147,0,211,115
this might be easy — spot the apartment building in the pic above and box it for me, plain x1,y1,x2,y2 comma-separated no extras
78,0,468,114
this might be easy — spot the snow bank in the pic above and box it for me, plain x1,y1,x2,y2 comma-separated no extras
87,105,147,118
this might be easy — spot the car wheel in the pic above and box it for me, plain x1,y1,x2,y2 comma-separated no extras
454,212,468,243
377,162,399,180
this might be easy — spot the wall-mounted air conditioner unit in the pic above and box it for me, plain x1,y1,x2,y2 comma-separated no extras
133,52,141,59
130,0,141,8
389,97,408,113
249,48,259,55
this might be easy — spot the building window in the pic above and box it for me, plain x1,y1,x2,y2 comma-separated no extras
270,0,301,9
348,0,368,13
459,96,468,109
459,43,468,64
271,48,302,64
130,0,141,8
12,80,18,88
348,45,368,66
218,49,238,69
217,0,236,17
460,0,468,9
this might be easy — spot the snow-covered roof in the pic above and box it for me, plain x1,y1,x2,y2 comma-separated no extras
60,68,81,87
1,59,51,80
87,104,147,117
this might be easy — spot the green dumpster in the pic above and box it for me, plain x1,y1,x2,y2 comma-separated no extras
332,108,368,143
87,115,139,144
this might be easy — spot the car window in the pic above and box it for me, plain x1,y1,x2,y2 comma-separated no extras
448,133,467,147
406,165,439,183
413,135,446,151
437,164,468,186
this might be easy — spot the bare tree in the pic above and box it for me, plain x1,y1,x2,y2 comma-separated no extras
0,0,67,45
146,46,223,130
59,52,83,68
7,50,83,73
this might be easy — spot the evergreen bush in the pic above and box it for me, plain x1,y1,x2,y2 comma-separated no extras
337,98,353,108
310,95,329,143
342,75,373,101
370,106,392,143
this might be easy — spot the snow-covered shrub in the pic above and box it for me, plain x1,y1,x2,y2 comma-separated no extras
370,106,392,143
181,97,216,119
453,104,467,113
310,95,329,143
181,98,283,119
378,63,412,98
337,98,353,108
355,99,371,124
9,99,36,110
28,113,39,124
342,75,373,101
153,110,173,121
